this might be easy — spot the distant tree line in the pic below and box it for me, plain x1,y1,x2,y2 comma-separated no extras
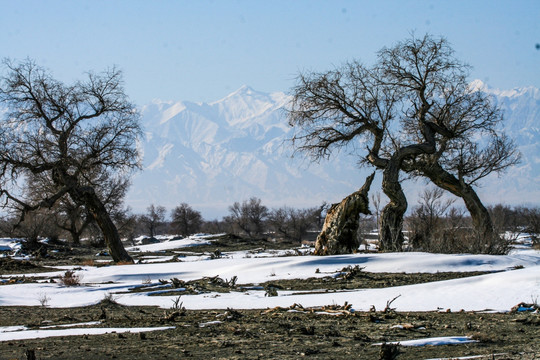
0,196,330,247
405,187,540,254
1,188,538,255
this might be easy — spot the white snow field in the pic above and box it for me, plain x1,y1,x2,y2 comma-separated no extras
1,235,539,314
0,324,174,342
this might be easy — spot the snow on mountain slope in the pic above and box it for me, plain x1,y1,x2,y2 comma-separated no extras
125,83,540,218
473,81,540,205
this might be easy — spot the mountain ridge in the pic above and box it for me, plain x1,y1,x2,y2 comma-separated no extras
126,82,540,219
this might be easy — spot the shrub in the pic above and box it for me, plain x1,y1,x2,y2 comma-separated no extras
59,270,81,286
410,227,509,255
407,194,511,254
38,293,50,307
100,293,119,306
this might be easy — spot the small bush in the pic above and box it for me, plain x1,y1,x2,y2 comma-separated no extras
59,270,81,286
409,227,510,255
265,286,278,297
38,293,50,307
171,296,185,311
100,293,119,306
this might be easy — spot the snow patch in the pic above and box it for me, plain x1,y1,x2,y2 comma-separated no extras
146,143,174,170
373,336,477,347
0,325,174,342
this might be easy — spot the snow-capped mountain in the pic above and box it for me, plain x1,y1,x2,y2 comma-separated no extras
125,83,540,218
478,81,540,205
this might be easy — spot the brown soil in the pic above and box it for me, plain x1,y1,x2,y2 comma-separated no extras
0,304,538,359
0,258,60,275
126,268,494,298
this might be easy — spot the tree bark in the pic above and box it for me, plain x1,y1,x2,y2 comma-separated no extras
69,187,133,263
379,158,407,251
415,162,494,240
314,172,375,255
369,121,438,252
69,224,81,245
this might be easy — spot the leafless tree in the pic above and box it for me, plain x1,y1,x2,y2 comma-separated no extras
4,209,60,257
141,204,167,239
225,197,268,238
371,191,382,233
521,207,540,246
407,187,455,249
288,34,519,252
0,59,141,262
267,206,318,242
200,219,227,234
25,168,130,245
112,207,138,245
171,203,203,236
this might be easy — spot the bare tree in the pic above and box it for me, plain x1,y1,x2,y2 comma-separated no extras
0,59,141,262
408,187,455,249
521,207,540,246
112,207,138,245
225,197,268,238
141,204,166,239
12,209,58,255
418,187,455,228
200,219,227,235
288,34,519,252
171,203,203,236
371,191,382,233
267,206,318,242
25,168,130,245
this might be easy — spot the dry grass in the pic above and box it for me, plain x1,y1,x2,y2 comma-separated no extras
116,260,134,266
80,259,95,267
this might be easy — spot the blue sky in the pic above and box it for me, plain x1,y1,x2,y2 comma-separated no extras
1,0,539,105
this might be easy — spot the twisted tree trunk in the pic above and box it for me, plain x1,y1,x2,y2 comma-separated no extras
417,162,494,241
69,186,133,263
315,172,375,255
370,121,438,252
379,158,407,251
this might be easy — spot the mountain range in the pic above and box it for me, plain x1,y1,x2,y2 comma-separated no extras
125,82,540,219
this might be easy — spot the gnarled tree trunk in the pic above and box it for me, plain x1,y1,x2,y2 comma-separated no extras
379,158,407,251
314,172,375,255
419,162,494,241
69,186,133,263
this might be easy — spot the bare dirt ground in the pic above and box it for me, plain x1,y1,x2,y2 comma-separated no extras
0,238,539,359
0,303,539,359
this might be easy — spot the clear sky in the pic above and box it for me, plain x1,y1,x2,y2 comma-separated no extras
1,0,539,105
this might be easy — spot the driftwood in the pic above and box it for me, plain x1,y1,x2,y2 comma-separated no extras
262,302,353,315
314,172,375,255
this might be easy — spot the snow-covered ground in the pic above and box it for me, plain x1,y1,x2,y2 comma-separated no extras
0,323,173,342
1,234,539,314
0,238,23,254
